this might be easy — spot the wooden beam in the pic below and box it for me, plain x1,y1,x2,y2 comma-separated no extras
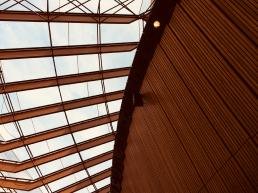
56,169,111,193
0,10,142,24
0,67,130,93
0,113,118,153
0,42,138,60
0,160,112,191
0,90,123,124
0,133,115,172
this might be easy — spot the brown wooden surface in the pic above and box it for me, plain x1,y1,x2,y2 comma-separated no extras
0,67,130,93
0,133,115,172
120,1,257,193
0,113,118,154
0,10,143,24
0,42,137,60
0,90,123,124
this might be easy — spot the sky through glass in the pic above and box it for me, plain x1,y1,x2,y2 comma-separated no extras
0,0,154,192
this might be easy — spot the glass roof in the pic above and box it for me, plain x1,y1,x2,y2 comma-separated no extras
0,0,154,192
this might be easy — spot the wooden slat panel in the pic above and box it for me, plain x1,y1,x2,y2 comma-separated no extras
164,4,253,152
235,138,258,190
119,0,257,192
122,80,203,193
206,173,230,193
150,46,230,170
142,82,203,192
146,53,216,182
211,0,258,44
123,118,165,193
218,159,256,193
180,0,257,97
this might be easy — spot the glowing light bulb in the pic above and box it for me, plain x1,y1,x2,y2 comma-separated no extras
153,20,160,28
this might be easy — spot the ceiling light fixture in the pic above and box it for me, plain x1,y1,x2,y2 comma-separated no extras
153,20,160,28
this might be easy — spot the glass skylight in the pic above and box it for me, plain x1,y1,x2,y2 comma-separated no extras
0,0,155,192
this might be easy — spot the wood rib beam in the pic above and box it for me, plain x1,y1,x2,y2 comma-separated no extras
0,67,130,93
0,42,138,60
0,133,115,172
0,113,118,153
0,90,123,124
56,169,111,193
0,156,112,191
0,10,142,23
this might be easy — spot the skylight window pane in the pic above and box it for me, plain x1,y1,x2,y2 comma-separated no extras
29,134,74,157
60,80,102,101
47,134,74,151
24,0,47,11
55,54,99,76
2,167,39,180
39,153,81,175
88,159,112,176
39,186,49,193
50,23,97,46
66,103,107,124
60,152,81,168
0,122,20,141
1,57,54,82
112,121,118,131
101,22,139,43
39,153,81,176
100,0,118,13
107,99,122,113
39,158,63,176
107,121,118,132
0,95,9,115
49,0,88,13
101,0,131,14
0,0,47,12
0,1,13,10
73,123,111,143
9,87,61,110
48,170,88,192
75,186,95,193
104,76,128,92
0,22,49,49
80,141,114,160
95,177,111,189
20,112,67,136
83,0,98,13
0,146,30,162
127,0,147,14
102,50,136,70
0,93,20,113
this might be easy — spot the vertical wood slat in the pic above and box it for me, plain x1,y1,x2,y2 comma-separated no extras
235,138,258,190
146,54,216,182
140,81,203,192
180,0,257,96
165,5,256,152
211,0,258,45
179,0,258,138
119,0,257,192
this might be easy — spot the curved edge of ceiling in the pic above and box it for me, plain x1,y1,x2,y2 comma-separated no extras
110,1,179,192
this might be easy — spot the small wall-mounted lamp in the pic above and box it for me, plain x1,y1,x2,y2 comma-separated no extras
153,20,160,28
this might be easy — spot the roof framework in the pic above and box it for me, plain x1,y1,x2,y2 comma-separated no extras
0,0,154,192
